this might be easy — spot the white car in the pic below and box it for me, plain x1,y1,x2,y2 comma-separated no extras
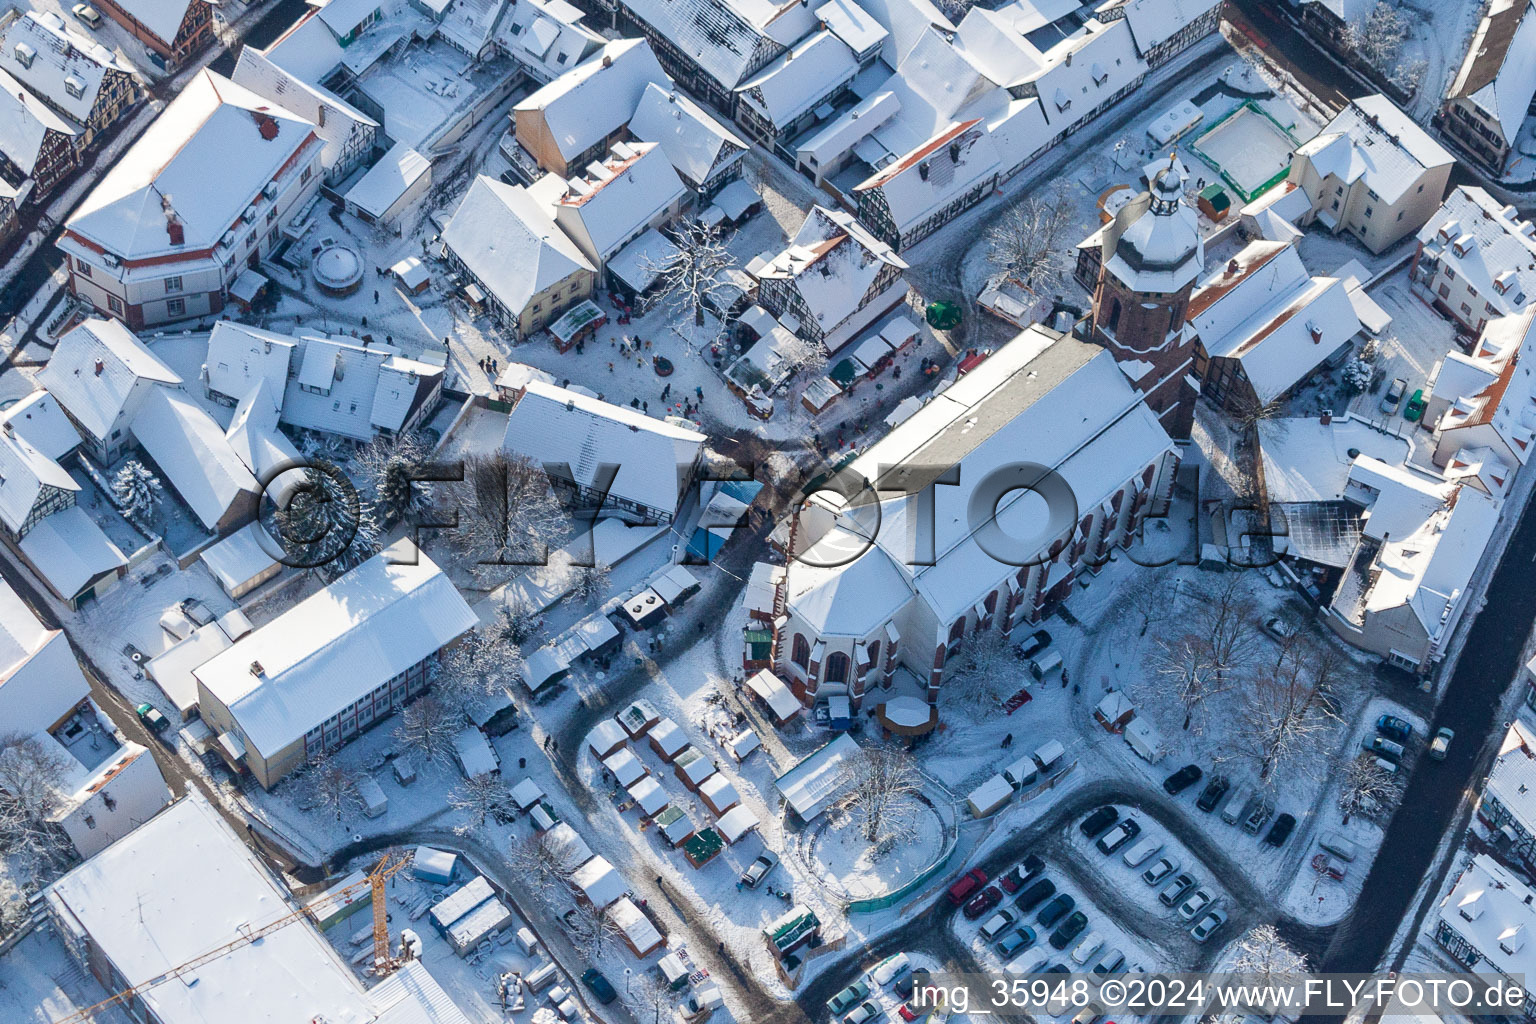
979,911,1016,942
1070,931,1105,965
1191,908,1228,943
1177,887,1215,921
72,3,102,28
869,953,911,990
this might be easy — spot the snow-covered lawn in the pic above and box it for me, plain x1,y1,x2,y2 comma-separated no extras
808,807,946,901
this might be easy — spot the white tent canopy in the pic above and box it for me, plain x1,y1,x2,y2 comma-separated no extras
716,804,760,844
573,856,627,909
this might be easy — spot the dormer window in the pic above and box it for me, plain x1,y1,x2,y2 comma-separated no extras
918,163,929,181
64,76,84,99
13,42,34,68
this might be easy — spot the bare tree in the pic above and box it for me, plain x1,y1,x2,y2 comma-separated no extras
1347,2,1408,76
644,218,737,327
1338,752,1398,824
356,431,435,526
298,753,364,821
986,183,1077,293
453,453,570,578
567,563,612,604
833,745,925,851
933,0,980,21
0,868,30,937
1232,642,1340,784
772,330,828,378
448,774,515,834
1145,631,1225,733
0,733,73,877
946,627,1020,714
504,831,577,911
393,696,462,767
1201,575,1262,681
435,626,522,718
1125,580,1168,638
565,899,623,959
628,970,671,1024
1230,924,1308,1013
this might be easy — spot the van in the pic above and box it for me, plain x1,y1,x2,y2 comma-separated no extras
870,952,912,990
1003,755,1038,789
526,961,558,992
1220,785,1251,825
1032,740,1066,775
1242,798,1273,835
1028,649,1064,681
1318,831,1358,862
1121,836,1162,868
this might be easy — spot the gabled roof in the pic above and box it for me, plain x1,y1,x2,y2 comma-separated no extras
854,0,955,68
195,542,477,758
620,0,817,91
0,389,84,461
18,505,125,599
39,318,181,440
444,174,594,311
494,0,603,82
1115,0,1221,56
0,426,77,535
854,119,999,235
132,388,258,531
230,47,377,173
953,7,1046,88
204,320,297,401
816,0,890,56
111,0,202,46
628,83,747,188
1296,94,1453,205
1435,306,1536,461
1416,186,1536,320
514,38,665,165
435,0,507,55
0,12,131,129
1022,17,1144,129
66,71,316,260
757,205,907,336
550,141,686,262
1448,0,1536,143
502,380,706,516
0,65,77,177
736,30,858,130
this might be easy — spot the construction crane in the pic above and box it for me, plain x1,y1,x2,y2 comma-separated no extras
50,851,413,1024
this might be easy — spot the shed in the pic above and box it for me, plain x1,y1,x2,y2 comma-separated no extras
879,315,919,352
648,718,688,761
1093,691,1135,733
357,776,387,818
198,521,282,599
967,774,1014,818
650,565,701,606
658,953,689,990
698,773,741,815
617,698,661,738
545,822,595,873
305,870,371,931
575,614,622,657
446,896,514,956
774,733,859,822
654,805,695,846
683,827,724,868
468,692,519,738
393,757,417,787
430,876,496,933
851,333,895,378
745,670,803,725
390,256,430,294
621,588,668,629
453,726,500,778
530,802,559,831
801,376,841,414
716,804,760,844
1125,716,1166,764
1197,183,1231,222
608,896,665,957
604,748,647,787
413,846,458,884
572,856,626,909
1032,739,1066,774
511,777,546,811
729,729,761,761
673,747,716,791
764,905,820,958
216,608,253,641
521,645,571,692
588,719,628,758
628,775,670,816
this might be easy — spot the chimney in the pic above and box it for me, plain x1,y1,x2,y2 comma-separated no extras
602,54,612,68
162,193,183,246
1226,258,1239,276
251,109,279,140
94,359,104,376
250,660,264,676
1320,410,1332,426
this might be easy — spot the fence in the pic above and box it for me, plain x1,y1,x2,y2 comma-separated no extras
846,838,957,914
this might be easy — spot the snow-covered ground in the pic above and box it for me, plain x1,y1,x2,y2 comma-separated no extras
0,926,134,1024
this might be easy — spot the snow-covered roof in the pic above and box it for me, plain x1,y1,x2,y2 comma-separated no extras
434,0,507,56
757,205,908,339
817,0,890,56
1486,720,1536,836
224,381,304,503
604,747,646,786
1114,0,1221,58
572,854,626,908
1434,307,1536,464
1023,17,1144,129
231,47,378,175
453,726,499,777
736,30,859,130
0,578,88,733
1447,0,1536,143
146,623,234,717
796,89,902,167
716,803,760,842
0,12,130,129
193,542,477,758
1417,187,1536,320
204,321,296,401
1099,161,1203,293
371,960,475,1024
628,82,747,189
65,71,317,260
444,174,594,314
856,116,1001,239
0,425,77,535
1257,415,1410,504
315,0,388,37
952,8,1046,88
699,772,740,809
514,38,666,165
1296,95,1453,206
494,0,604,84
39,319,181,442
0,390,79,461
345,142,429,219
855,0,955,68
133,388,258,531
628,774,670,815
502,380,705,517
649,718,686,757
113,0,202,45
17,505,125,599
620,0,818,91
548,141,687,263
200,522,282,595
775,733,860,820
1438,854,1536,978
0,64,76,178
609,896,664,953
607,227,680,295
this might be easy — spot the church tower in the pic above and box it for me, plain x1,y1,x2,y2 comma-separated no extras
1090,161,1204,440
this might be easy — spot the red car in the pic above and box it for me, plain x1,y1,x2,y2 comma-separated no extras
898,1004,921,1022
946,868,988,906
963,885,1002,919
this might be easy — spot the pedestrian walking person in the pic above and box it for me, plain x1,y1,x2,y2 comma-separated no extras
373,289,379,304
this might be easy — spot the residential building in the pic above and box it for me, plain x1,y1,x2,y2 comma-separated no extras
231,46,379,185
1411,186,1536,335
44,793,474,1024
501,381,707,524
59,71,323,329
1325,456,1498,672
131,387,259,534
0,65,78,203
733,30,858,154
776,326,1178,710
0,388,82,462
815,0,889,69
0,577,169,856
537,141,687,275
194,542,477,789
1288,94,1455,255
1477,720,1536,871
1434,853,1536,1019
441,175,596,341
754,205,910,354
1425,308,1535,489
1188,239,1362,417
1085,161,1204,440
91,0,215,68
0,182,16,248
628,82,749,204
1438,0,1536,177
1014,17,1147,136
38,318,181,464
0,11,140,154
1094,0,1223,69
852,119,1002,252
493,0,605,86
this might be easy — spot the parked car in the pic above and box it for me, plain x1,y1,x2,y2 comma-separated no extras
1069,931,1105,965
1121,836,1163,868
999,859,1040,893
1363,736,1405,763
1196,776,1229,812
1190,908,1228,943
1069,1004,1104,1024
1079,806,1119,838
897,1004,921,1023
845,1000,882,1024
1014,877,1055,912
136,703,170,733
1163,764,1202,795
979,910,1017,942
996,925,1037,957
1318,831,1359,862
1141,857,1179,886
1176,887,1215,921
1262,616,1297,640
1037,893,1076,927
1095,819,1141,855
829,983,871,1015
870,953,912,990
1404,389,1427,421
1430,727,1455,760
1376,715,1414,743
742,853,779,888
1015,629,1053,660
581,969,618,1005
1049,911,1089,949
947,868,988,905
72,3,102,28
1242,799,1274,835
181,597,216,626
1381,377,1407,413
963,886,1002,920
1092,948,1125,975
1264,813,1297,848
1159,873,1196,907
